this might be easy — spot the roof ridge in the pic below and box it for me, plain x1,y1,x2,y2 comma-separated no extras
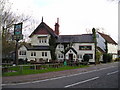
59,34,92,36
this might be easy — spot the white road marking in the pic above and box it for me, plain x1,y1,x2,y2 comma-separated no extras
2,65,117,86
64,77,99,88
107,71,118,75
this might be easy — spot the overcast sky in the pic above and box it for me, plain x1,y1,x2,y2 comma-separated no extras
10,0,118,42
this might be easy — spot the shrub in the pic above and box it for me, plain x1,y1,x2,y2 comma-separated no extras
96,51,102,64
18,59,25,65
83,54,90,62
115,58,120,62
103,53,113,63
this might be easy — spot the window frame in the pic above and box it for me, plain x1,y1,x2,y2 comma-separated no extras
19,51,26,55
84,53,93,59
42,52,47,57
31,52,36,56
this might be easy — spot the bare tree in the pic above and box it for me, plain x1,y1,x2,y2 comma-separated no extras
0,0,33,61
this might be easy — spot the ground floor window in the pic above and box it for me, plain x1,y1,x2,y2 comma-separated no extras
84,54,93,59
77,54,82,59
58,54,64,59
42,52,47,57
31,52,36,56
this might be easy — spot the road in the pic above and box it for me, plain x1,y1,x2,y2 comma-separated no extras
2,62,119,88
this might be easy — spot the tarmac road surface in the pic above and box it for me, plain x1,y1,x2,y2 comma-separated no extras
2,62,119,88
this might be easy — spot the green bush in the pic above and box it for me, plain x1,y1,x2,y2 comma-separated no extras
83,54,90,62
115,58,120,62
103,53,112,63
96,51,102,64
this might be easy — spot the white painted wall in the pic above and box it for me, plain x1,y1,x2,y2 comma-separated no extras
56,43,95,62
108,43,118,59
18,45,51,62
73,43,95,62
27,51,51,62
30,34,50,46
108,43,117,54
18,45,27,60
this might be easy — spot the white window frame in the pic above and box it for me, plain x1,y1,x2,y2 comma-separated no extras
58,54,64,59
19,51,26,55
31,52,36,56
42,52,47,57
39,38,47,44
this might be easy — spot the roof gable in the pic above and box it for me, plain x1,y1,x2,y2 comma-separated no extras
65,47,77,54
19,45,27,50
98,32,117,45
29,22,57,38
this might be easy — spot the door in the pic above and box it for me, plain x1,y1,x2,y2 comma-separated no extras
69,54,73,62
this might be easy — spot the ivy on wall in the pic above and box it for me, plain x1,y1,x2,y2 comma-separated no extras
92,28,97,64
49,35,57,60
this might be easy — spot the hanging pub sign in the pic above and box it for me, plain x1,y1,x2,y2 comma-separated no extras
12,34,23,40
13,22,23,40
14,22,23,35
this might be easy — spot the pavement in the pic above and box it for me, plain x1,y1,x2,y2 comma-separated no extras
2,62,119,84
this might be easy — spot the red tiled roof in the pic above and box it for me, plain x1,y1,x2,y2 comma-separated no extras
98,32,117,45
29,22,57,37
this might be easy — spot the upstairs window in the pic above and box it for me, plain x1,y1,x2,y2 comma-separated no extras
79,45,92,50
58,44,63,49
19,51,26,55
39,38,47,44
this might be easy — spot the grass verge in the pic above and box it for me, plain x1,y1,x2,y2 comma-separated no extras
2,65,88,77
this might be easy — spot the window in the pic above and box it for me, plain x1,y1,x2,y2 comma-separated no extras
45,52,47,56
84,54,93,59
39,38,47,43
58,44,63,49
61,54,63,58
31,52,33,56
77,54,82,58
79,46,92,50
34,52,36,56
19,51,26,55
42,52,44,56
44,39,47,43
42,52,47,57
58,54,64,59
58,54,61,58
58,45,60,48
31,52,36,56
39,39,42,43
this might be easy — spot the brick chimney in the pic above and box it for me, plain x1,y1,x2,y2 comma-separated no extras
54,18,59,35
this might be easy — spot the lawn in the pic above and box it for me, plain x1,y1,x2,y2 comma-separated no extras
2,65,89,77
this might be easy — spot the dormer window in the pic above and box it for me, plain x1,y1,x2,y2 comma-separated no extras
38,35,47,44
39,38,47,44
